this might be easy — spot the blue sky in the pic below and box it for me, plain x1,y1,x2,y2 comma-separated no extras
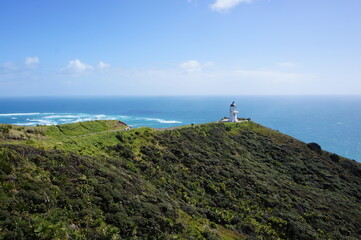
1,0,361,96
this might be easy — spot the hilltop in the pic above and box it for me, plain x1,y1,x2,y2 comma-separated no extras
0,120,361,239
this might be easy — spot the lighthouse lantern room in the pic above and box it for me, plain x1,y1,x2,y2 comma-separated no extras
229,101,238,122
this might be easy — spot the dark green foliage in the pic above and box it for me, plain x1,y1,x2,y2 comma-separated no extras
0,121,361,239
133,124,361,239
0,125,12,134
307,142,322,153
0,144,178,239
330,153,340,162
108,144,135,159
115,134,124,142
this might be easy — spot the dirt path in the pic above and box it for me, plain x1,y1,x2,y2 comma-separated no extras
152,126,183,131
70,127,131,138
70,124,191,138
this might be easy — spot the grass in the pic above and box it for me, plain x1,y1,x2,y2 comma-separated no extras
0,120,134,161
1,120,361,239
0,120,305,158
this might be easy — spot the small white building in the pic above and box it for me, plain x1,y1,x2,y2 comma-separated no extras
219,101,250,123
229,101,238,122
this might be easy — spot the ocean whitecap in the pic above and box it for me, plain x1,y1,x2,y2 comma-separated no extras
141,117,182,124
0,113,42,117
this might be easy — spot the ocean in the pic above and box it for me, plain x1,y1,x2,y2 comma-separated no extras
0,96,360,161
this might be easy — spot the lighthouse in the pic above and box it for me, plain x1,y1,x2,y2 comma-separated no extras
229,101,238,122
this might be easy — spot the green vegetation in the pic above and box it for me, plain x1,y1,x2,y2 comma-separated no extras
0,120,360,239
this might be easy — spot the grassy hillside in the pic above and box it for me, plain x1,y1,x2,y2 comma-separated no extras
0,120,360,239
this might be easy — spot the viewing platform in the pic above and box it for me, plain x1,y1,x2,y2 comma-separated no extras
219,117,251,122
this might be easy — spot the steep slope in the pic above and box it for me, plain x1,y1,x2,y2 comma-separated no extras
0,121,360,239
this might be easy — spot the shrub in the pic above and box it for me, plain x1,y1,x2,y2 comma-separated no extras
307,142,322,153
115,134,124,142
329,153,340,162
0,125,12,134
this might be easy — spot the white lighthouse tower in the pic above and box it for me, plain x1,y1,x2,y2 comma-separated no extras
229,101,238,122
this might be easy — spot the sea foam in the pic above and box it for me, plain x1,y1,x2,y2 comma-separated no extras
139,117,182,124
0,112,183,127
0,113,42,117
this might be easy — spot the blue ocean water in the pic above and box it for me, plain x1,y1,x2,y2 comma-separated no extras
0,96,360,161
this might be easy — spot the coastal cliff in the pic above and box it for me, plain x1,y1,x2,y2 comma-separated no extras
0,120,360,239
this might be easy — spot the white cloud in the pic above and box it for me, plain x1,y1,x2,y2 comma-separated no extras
3,62,17,70
98,61,110,69
234,69,302,83
277,62,296,68
1,60,321,96
62,59,93,73
179,60,215,73
203,61,215,67
211,0,252,11
180,60,202,73
25,57,39,68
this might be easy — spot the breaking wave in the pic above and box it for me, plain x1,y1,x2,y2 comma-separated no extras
142,118,182,124
0,112,182,128
0,113,44,116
